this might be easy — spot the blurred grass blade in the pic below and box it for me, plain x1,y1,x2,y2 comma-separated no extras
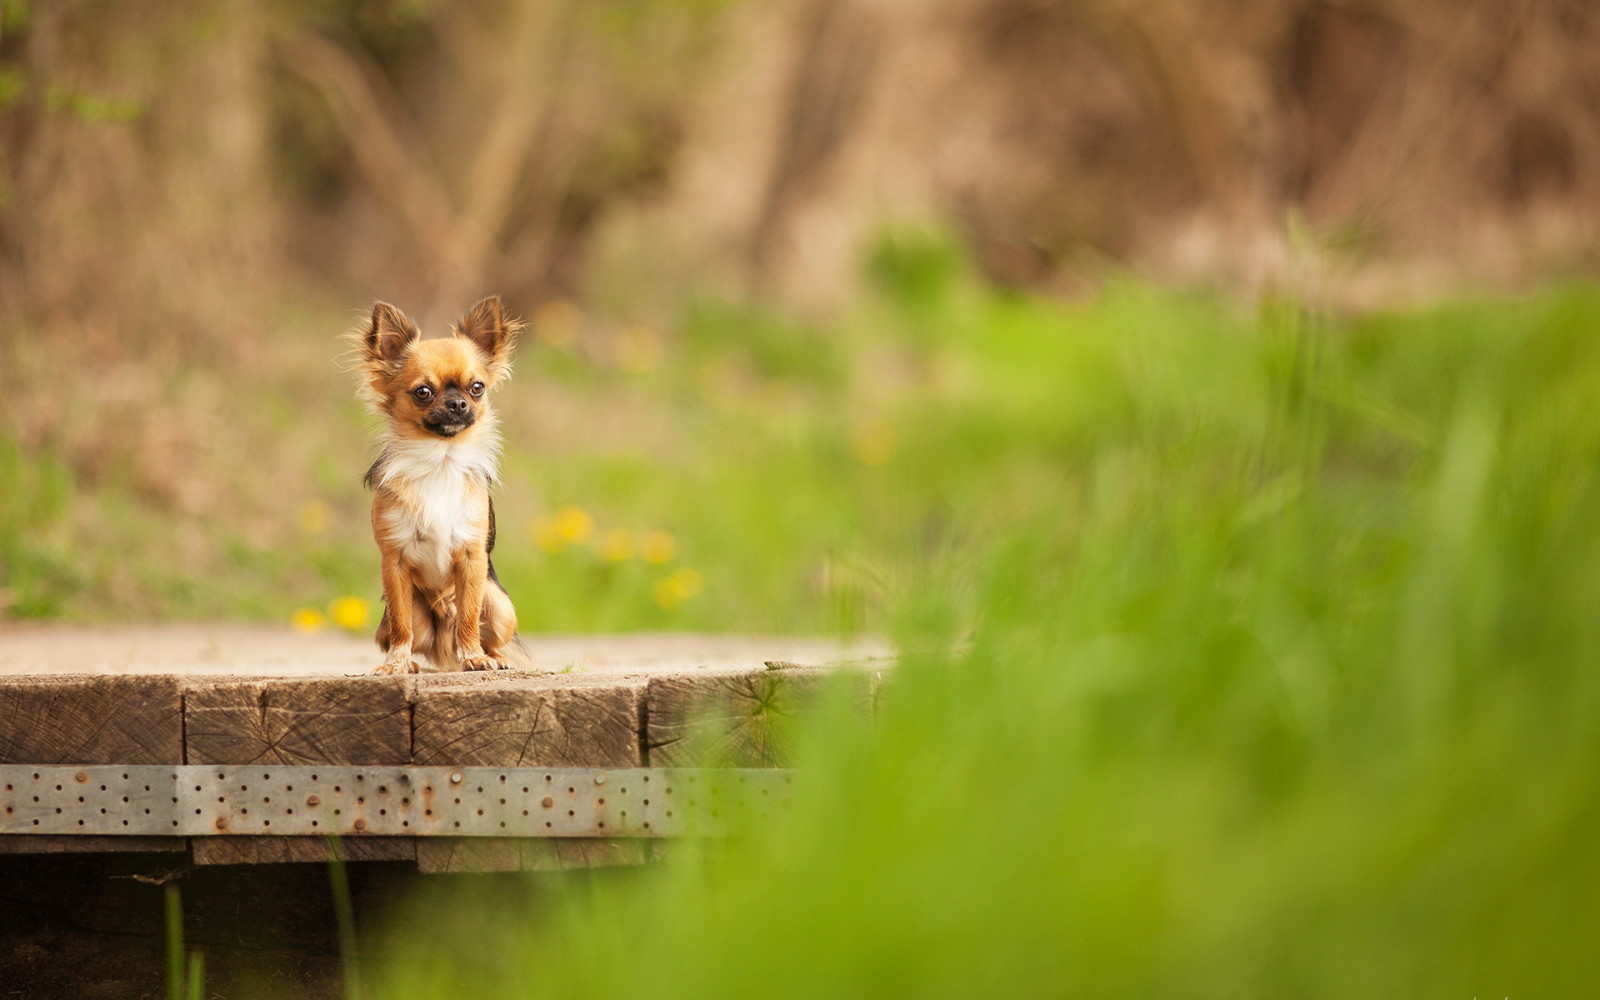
185,951,205,1000
327,836,363,1000
164,883,183,1000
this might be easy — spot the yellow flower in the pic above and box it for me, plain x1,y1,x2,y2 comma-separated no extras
532,515,566,553
534,300,583,349
554,505,594,545
616,325,663,373
533,507,595,553
651,567,703,611
297,499,332,534
851,419,898,466
638,530,677,565
597,528,633,562
651,578,683,611
671,567,703,598
291,607,326,633
328,596,371,631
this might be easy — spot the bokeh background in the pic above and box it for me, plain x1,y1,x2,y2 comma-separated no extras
6,6,1600,994
3,0,1597,632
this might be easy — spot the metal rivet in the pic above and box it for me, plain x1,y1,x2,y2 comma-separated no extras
353,818,367,831
74,771,88,784
594,774,606,785
450,772,463,785
307,795,321,807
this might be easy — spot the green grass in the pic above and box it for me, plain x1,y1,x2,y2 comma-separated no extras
6,238,1600,993
338,253,1597,995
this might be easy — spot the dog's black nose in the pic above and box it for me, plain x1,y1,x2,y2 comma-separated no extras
446,397,469,416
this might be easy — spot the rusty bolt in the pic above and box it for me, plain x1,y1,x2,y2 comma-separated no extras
353,818,367,832
214,817,228,831
541,797,554,809
306,795,321,807
450,772,463,785
74,771,88,784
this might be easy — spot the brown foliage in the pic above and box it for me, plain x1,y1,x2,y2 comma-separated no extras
0,0,1595,353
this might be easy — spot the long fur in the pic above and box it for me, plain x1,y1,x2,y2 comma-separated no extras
355,296,532,674
371,427,498,588
344,301,524,417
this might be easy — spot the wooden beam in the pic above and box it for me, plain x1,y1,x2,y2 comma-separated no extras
185,677,412,865
0,675,184,854
644,667,877,767
412,675,646,873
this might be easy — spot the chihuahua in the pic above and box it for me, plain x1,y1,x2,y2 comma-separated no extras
355,295,531,674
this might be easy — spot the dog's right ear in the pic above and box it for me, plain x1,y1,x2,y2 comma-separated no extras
452,295,519,382
365,302,420,366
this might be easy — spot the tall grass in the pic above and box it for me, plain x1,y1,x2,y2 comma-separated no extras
327,839,364,1000
359,261,1600,995
164,883,205,1000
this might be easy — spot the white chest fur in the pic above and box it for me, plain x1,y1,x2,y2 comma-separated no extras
373,432,498,591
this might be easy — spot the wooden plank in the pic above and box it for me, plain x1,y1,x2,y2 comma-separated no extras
644,667,877,767
185,676,411,766
411,676,642,769
414,838,649,874
185,677,412,865
412,675,645,873
0,674,184,854
191,836,418,865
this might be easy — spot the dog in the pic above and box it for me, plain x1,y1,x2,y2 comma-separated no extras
354,295,531,674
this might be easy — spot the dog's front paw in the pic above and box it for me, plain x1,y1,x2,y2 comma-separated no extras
459,652,504,672
374,650,420,675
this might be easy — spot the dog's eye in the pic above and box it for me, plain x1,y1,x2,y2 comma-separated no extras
412,386,434,403
468,381,485,397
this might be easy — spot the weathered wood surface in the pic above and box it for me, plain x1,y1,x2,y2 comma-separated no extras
0,626,888,680
186,677,412,766
411,674,643,768
187,677,414,865
0,675,185,854
0,627,891,869
413,675,647,873
646,667,878,767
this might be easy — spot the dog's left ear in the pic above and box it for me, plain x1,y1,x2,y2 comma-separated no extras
365,301,421,366
454,295,520,379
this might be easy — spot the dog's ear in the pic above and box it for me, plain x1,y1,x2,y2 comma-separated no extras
453,295,520,378
365,302,420,366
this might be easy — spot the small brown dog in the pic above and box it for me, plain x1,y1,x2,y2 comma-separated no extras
355,295,531,674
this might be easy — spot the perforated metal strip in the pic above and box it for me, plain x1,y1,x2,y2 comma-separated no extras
0,766,794,837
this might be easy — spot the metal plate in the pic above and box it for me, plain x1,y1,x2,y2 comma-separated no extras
0,766,794,837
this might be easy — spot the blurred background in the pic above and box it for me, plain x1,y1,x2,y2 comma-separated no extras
2,0,1596,631
7,3,1600,995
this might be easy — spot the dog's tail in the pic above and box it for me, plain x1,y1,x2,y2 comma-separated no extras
497,633,536,671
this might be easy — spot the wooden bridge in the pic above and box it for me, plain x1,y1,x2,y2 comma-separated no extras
0,626,887,872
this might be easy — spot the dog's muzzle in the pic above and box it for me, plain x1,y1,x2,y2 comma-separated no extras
424,393,476,437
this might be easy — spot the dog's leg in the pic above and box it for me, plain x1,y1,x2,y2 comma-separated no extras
480,580,530,670
373,551,419,675
409,588,442,670
452,546,497,670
